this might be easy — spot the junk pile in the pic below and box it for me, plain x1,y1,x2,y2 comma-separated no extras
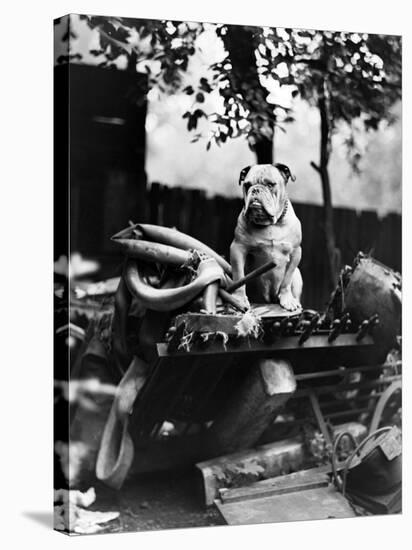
67,223,401,518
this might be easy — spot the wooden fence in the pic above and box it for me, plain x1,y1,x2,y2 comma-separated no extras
137,183,401,310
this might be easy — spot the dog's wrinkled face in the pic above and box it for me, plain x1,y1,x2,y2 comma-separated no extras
239,164,295,226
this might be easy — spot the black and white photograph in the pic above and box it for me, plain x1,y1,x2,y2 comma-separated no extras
52,11,402,536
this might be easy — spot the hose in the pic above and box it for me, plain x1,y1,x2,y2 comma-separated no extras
124,257,224,312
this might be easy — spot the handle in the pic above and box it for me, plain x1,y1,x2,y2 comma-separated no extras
331,431,358,492
341,426,394,496
226,260,276,293
218,288,248,312
369,381,402,434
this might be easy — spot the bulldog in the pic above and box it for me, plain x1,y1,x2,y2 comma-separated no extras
230,163,303,311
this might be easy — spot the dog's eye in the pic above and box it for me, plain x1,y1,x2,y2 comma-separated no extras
244,183,251,192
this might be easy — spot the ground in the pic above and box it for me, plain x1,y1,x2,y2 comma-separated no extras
93,468,224,533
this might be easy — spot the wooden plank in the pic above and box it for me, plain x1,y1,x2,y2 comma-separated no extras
294,203,329,310
215,486,356,525
375,213,401,272
157,333,375,358
173,307,298,335
334,207,359,265
195,422,365,506
156,183,166,227
215,196,241,259
188,189,206,243
220,467,330,503
203,195,219,252
148,182,161,225
197,438,305,506
163,185,180,229
174,313,243,335
177,186,192,235
358,209,380,255
223,478,329,502
204,194,218,247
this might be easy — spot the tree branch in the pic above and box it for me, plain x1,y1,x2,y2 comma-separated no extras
310,161,321,173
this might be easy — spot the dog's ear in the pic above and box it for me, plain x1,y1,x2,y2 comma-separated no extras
239,166,251,186
274,163,296,183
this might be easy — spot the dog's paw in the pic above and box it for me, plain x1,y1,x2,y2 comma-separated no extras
232,288,251,309
278,289,301,311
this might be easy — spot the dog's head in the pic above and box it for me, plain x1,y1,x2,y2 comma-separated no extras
239,163,296,226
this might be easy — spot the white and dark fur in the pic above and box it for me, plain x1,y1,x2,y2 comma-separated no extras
230,163,303,310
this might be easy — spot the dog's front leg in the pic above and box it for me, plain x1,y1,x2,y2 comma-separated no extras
278,246,302,311
230,240,250,308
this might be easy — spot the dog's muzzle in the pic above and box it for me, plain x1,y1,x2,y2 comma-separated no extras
245,185,277,225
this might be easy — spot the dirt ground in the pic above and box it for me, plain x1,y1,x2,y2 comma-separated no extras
92,468,225,534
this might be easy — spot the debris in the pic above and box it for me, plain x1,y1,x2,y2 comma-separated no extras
54,487,119,534
200,331,229,350
234,310,262,338
178,330,195,351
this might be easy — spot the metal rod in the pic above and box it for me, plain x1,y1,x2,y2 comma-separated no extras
320,392,382,409
295,375,401,398
295,364,388,382
225,260,276,293
309,391,333,446
325,408,371,420
218,288,247,312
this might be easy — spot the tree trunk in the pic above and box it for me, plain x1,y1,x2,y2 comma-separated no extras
255,136,274,164
222,25,274,163
311,80,341,288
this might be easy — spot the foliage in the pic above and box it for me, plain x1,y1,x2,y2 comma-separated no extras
79,16,204,90
69,17,291,151
259,28,401,168
66,17,401,159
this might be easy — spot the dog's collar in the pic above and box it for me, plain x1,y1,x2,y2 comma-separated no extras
276,198,289,223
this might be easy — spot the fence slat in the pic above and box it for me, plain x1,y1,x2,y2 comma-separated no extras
358,210,380,256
